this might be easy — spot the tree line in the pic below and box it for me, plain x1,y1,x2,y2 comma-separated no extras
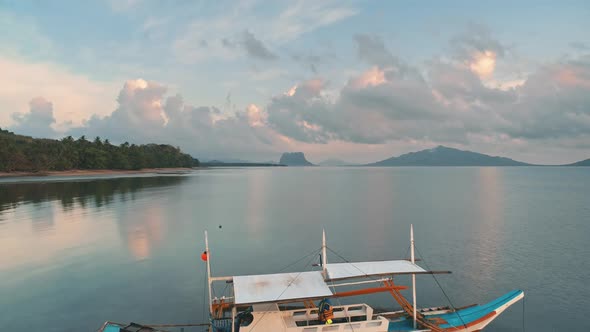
0,128,199,172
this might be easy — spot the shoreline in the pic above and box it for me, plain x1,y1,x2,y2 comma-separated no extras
0,168,196,179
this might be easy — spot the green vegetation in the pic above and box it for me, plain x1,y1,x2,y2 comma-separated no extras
0,128,199,172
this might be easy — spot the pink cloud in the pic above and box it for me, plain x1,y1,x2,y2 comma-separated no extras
554,67,590,88
0,56,119,131
349,66,386,89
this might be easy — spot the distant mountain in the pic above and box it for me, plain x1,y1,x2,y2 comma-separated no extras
203,158,281,166
205,158,252,163
202,161,283,167
366,146,530,166
318,159,355,166
566,158,590,166
279,152,314,166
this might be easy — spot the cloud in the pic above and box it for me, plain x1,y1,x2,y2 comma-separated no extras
241,30,278,60
0,11,54,58
0,55,119,130
428,60,516,106
451,24,506,60
469,50,497,78
268,0,357,41
353,34,419,79
264,46,590,151
66,79,284,160
142,16,169,32
10,97,57,138
4,14,589,165
349,66,386,89
173,1,356,63
7,51,589,164
450,24,507,79
354,34,397,68
69,79,171,141
266,69,449,144
498,57,590,140
570,42,589,51
246,104,266,127
291,53,325,74
108,0,143,12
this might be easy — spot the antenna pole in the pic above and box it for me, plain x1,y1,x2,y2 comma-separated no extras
205,230,213,316
322,229,327,278
410,224,417,329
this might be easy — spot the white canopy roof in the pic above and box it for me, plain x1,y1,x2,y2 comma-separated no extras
325,260,427,280
233,271,333,305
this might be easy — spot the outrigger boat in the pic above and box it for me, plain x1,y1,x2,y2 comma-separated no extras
99,226,523,332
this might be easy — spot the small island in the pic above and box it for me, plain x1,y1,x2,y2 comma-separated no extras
279,152,315,166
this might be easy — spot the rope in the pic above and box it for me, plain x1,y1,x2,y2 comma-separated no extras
220,282,229,299
404,244,410,261
277,247,324,273
415,245,468,330
248,248,322,332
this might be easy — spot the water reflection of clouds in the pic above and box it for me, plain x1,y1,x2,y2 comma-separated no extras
0,200,119,271
245,170,268,236
119,203,165,261
363,170,395,255
0,176,188,268
467,168,506,287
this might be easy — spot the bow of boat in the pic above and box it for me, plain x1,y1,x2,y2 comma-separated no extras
387,289,524,331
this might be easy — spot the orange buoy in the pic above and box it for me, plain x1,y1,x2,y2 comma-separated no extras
201,251,208,261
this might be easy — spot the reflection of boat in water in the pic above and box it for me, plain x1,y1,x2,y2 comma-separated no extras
99,226,523,332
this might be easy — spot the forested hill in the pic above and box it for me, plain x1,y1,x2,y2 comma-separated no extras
366,146,530,166
0,128,199,172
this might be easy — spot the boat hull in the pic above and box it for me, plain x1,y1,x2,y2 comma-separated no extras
425,290,524,332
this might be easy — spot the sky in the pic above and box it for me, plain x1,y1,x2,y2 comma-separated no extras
1,0,589,164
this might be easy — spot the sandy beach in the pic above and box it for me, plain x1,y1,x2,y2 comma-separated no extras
0,168,195,178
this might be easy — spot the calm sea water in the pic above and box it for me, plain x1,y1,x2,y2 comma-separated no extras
1,167,589,332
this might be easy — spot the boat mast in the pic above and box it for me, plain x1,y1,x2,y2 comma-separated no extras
410,224,417,329
322,229,327,278
205,230,213,316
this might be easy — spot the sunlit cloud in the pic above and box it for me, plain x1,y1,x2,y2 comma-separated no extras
246,104,266,127
350,66,386,89
469,50,497,78
286,85,298,97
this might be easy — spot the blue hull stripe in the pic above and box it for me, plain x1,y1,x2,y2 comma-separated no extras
430,290,523,328
388,290,523,331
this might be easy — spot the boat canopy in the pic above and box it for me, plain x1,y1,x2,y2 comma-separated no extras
233,271,333,305
325,260,428,281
